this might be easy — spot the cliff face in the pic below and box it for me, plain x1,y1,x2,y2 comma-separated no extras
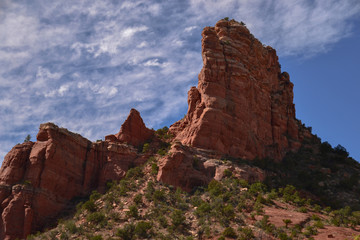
170,19,304,160
0,110,152,240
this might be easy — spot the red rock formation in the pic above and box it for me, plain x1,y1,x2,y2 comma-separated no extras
157,143,265,192
170,19,303,160
0,109,150,239
106,108,154,146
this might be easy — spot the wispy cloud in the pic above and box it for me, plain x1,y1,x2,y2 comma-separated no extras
0,0,359,161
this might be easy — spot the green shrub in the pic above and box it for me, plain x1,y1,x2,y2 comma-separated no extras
223,169,232,178
153,190,166,202
127,205,139,219
86,212,106,226
171,209,186,229
125,167,143,180
238,179,249,188
278,232,290,240
330,206,352,226
298,207,308,213
156,126,172,140
151,163,159,175
134,221,152,238
238,227,254,240
221,204,235,221
60,232,69,240
116,223,135,240
303,225,317,237
249,182,267,196
283,219,292,228
320,141,332,154
222,227,237,238
83,200,96,212
64,220,78,234
157,215,168,228
314,220,324,229
334,144,349,157
90,190,101,201
134,193,143,205
145,181,155,200
142,143,150,153
207,180,224,197
157,148,167,156
89,235,103,240
195,202,211,218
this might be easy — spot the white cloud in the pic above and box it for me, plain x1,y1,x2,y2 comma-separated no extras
184,26,197,32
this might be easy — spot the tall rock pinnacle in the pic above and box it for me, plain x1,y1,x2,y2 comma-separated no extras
170,19,304,160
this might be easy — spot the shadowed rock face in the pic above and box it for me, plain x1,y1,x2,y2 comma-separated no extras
170,19,305,161
0,110,150,240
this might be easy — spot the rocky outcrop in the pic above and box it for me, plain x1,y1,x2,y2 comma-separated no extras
105,108,154,146
0,109,150,240
170,19,305,161
157,143,265,192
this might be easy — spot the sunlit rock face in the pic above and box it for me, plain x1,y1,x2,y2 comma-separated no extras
170,19,306,161
0,109,151,239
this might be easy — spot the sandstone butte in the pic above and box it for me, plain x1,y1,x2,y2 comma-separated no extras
0,19,315,239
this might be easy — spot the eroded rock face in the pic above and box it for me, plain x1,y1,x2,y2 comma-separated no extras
157,143,265,192
0,109,150,239
106,108,154,147
170,19,304,160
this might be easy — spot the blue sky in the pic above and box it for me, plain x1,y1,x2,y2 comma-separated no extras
0,0,359,162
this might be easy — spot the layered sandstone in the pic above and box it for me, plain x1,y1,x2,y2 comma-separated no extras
105,108,154,146
170,19,304,160
0,110,150,240
157,143,266,192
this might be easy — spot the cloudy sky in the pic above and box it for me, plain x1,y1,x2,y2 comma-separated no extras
1,0,359,162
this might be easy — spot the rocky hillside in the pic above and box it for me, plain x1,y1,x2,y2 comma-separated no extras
27,160,360,240
0,19,359,239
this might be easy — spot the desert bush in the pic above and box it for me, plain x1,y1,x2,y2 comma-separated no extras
83,200,97,212
283,219,292,228
89,235,103,240
330,206,352,226
134,193,143,205
86,212,106,226
116,223,135,240
320,141,332,154
153,189,166,202
207,180,225,197
127,205,139,219
222,227,237,238
125,167,143,180
134,221,152,238
298,207,308,213
157,215,168,228
151,163,158,175
170,209,186,229
303,225,317,237
223,169,232,178
64,220,78,234
238,227,254,240
142,143,150,153
195,201,211,218
334,144,349,157
249,182,267,196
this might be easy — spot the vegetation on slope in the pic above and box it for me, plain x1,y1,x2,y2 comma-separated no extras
28,151,360,239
